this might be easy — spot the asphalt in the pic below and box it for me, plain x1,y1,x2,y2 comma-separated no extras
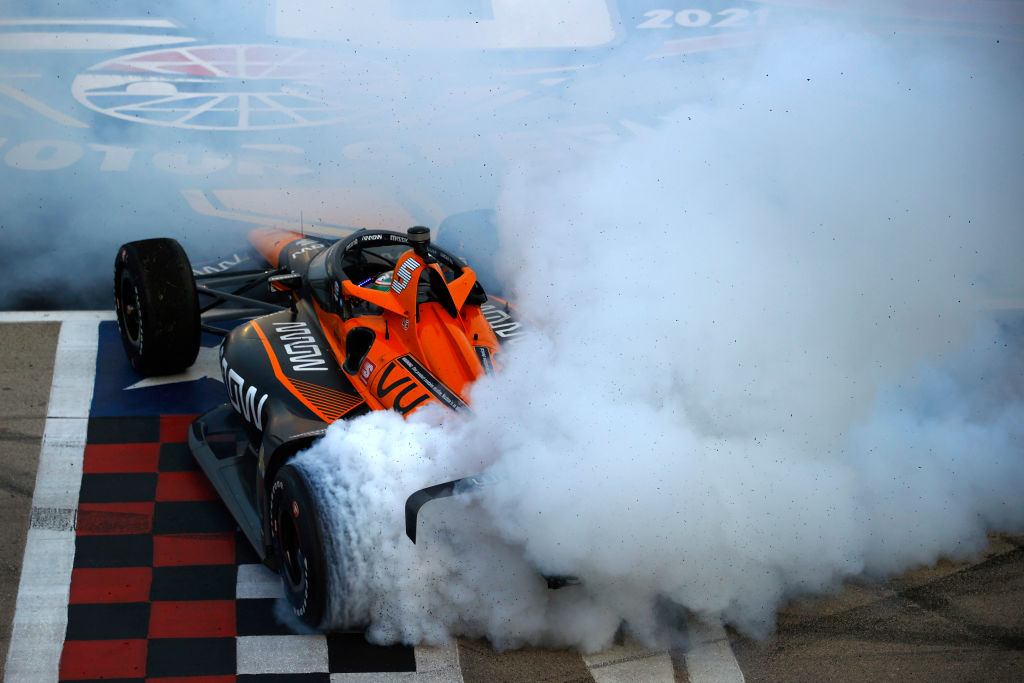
0,317,1021,682
0,321,59,681
732,534,1024,682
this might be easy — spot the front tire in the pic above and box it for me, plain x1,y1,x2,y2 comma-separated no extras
114,238,200,376
270,464,331,629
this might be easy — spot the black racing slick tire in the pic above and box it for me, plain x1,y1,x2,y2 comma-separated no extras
270,464,332,629
114,238,200,376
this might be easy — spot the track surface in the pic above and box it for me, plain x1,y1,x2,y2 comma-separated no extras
2,3,1022,679
0,313,1021,681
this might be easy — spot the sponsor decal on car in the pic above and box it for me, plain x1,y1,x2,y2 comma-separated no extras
192,252,247,276
391,257,420,294
358,358,375,385
395,355,468,412
222,358,269,429
373,353,473,415
481,303,526,343
475,346,494,375
286,238,326,262
375,360,430,415
272,321,328,372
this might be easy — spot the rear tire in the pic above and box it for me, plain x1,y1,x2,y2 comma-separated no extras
114,238,200,376
270,464,332,629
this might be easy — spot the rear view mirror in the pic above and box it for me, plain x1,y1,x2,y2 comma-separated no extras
268,272,303,291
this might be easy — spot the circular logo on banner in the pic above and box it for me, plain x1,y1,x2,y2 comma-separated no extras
72,44,404,130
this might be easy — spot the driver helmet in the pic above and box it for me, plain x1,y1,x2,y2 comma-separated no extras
370,270,393,292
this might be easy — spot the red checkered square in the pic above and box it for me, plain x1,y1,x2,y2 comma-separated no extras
76,502,155,535
156,471,219,502
160,414,198,443
148,600,237,639
69,567,152,604
82,443,161,474
153,533,236,567
59,638,147,680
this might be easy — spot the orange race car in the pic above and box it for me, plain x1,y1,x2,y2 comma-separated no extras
113,225,535,628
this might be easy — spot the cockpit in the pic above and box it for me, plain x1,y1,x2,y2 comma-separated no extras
304,227,487,319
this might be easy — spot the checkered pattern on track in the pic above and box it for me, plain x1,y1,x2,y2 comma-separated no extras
59,414,415,681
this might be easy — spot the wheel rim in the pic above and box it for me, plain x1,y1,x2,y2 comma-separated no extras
278,509,305,591
118,272,142,345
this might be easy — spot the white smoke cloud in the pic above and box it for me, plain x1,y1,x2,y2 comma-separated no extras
293,19,1024,650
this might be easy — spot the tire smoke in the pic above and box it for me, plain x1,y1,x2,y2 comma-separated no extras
295,23,1023,649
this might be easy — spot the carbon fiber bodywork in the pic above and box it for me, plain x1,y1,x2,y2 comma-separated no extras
177,227,514,567
192,299,367,562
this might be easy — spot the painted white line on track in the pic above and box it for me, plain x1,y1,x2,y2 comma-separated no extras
44,322,105,419
0,311,114,323
0,84,90,128
408,644,465,683
583,640,674,682
684,616,746,683
3,318,100,680
27,419,86,519
237,562,285,600
237,634,330,675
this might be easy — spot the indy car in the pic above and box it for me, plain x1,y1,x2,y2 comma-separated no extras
113,225,538,629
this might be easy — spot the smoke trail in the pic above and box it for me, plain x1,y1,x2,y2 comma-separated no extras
295,20,1023,649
